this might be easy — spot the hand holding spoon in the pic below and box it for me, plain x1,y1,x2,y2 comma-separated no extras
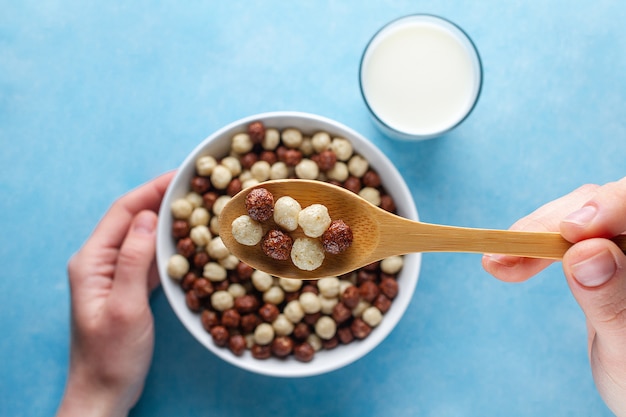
218,180,626,279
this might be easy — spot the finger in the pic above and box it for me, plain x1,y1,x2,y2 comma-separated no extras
561,177,626,242
85,171,175,253
482,184,598,282
112,210,159,302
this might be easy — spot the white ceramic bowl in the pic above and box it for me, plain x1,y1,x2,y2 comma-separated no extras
156,111,421,377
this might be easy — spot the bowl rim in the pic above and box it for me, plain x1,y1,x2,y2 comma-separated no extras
156,111,421,377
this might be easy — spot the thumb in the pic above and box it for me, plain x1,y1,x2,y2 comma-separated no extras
112,210,159,302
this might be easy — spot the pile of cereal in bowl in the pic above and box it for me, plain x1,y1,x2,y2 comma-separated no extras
164,120,405,362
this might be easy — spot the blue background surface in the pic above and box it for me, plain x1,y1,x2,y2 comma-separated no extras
1,1,625,416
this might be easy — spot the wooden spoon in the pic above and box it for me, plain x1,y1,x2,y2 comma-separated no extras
218,179,626,279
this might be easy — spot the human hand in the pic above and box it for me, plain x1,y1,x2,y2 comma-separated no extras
57,172,174,417
482,177,626,416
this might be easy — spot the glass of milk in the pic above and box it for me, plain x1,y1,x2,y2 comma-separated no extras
359,14,482,140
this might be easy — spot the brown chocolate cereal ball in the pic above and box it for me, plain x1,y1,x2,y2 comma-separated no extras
221,308,241,329
258,303,280,322
293,342,315,362
359,281,380,303
193,278,214,299
350,318,372,339
337,326,354,344
210,325,229,347
202,191,219,211
312,149,337,171
343,176,361,194
193,251,210,269
248,121,266,143
373,294,392,314
234,294,260,314
379,277,399,299
362,170,381,188
229,334,247,356
251,344,272,359
245,188,274,222
341,285,360,309
201,310,220,331
180,272,198,292
292,322,311,340
176,237,196,258
321,219,353,254
331,302,352,325
191,176,212,194
185,291,201,312
172,220,190,239
271,336,294,357
261,229,293,261
240,313,261,334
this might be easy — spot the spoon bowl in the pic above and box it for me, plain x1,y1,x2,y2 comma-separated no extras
219,179,626,279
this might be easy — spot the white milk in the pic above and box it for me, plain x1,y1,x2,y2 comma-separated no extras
360,15,482,139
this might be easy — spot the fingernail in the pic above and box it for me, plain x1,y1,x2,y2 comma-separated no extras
563,205,597,228
484,254,521,268
571,249,616,288
133,211,157,234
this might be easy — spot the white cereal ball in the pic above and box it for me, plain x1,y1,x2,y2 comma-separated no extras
269,161,289,180
307,333,323,351
254,322,275,345
212,195,231,216
189,207,210,227
263,286,285,305
251,270,273,292
281,127,303,148
263,128,281,150
166,254,189,280
221,156,242,176
300,137,314,156
291,237,325,271
311,131,331,152
196,155,217,176
219,254,239,270
231,215,262,246
171,198,193,220
273,196,301,231
352,300,371,318
294,158,319,180
348,154,369,178
228,283,246,299
245,334,255,348
298,204,332,238
203,262,227,282
210,290,234,312
250,160,271,182
272,314,294,336
317,277,340,298
241,178,260,189
209,216,220,235
362,306,383,327
207,236,229,260
326,161,349,182
381,255,404,274
359,187,381,207
185,192,204,208
239,170,253,182
299,292,321,314
210,165,232,190
314,316,337,340
339,280,354,295
189,225,212,247
231,132,253,154
330,137,353,161
283,300,305,323
319,295,339,315
279,277,303,293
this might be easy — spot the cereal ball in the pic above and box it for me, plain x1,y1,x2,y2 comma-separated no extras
299,292,321,314
352,299,371,318
263,286,285,305
241,178,260,189
196,155,217,176
231,132,253,154
299,136,314,156
291,237,325,271
281,127,303,148
317,277,340,298
203,262,227,282
210,290,234,312
311,131,331,152
326,161,349,182
209,216,220,235
191,176,212,196
272,314,294,336
251,270,273,292
339,279,354,295
271,336,294,357
347,155,369,178
211,195,231,217
269,161,289,180
362,306,383,327
210,165,233,190
189,207,210,227
321,220,353,254
312,149,337,171
219,254,239,270
359,187,381,207
279,277,303,293
254,322,275,345
294,159,319,180
185,192,204,208
231,215,263,246
247,121,266,143
330,137,353,161
245,188,274,222
259,303,280,322
189,225,212,247
298,204,331,238
351,318,372,339
273,196,301,231
207,236,229,260
314,316,337,340
261,229,293,261
307,333,323,351
263,128,281,150
381,255,404,274
221,156,242,177
250,160,271,182
228,283,246,299
171,198,193,220
319,295,339,315
167,254,189,280
283,299,305,323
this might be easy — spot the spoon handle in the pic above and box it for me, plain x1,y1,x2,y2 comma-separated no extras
381,218,626,259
